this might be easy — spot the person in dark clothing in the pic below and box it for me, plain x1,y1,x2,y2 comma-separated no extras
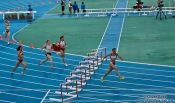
73,1,78,14
28,5,33,11
61,0,65,15
81,2,86,13
27,5,33,21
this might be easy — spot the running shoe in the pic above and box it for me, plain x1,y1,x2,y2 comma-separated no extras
100,77,104,82
64,63,68,66
120,76,125,80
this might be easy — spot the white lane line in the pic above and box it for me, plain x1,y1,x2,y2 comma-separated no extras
0,83,47,93
0,57,175,83
83,88,175,90
40,90,50,103
0,56,73,72
78,96,137,102
0,62,68,77
0,50,77,67
101,63,175,74
0,44,81,62
118,60,175,68
0,76,59,88
97,66,175,79
12,24,30,42
95,72,175,84
95,69,175,81
1,91,42,100
78,93,175,96
0,52,175,79
0,99,16,103
0,67,63,82
86,84,175,95
89,78,175,90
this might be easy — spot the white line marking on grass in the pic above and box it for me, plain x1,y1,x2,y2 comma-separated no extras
10,4,85,58
97,16,112,51
12,3,58,43
97,0,119,52
45,4,59,14
117,15,125,52
12,24,30,43
117,0,128,52
40,90,50,103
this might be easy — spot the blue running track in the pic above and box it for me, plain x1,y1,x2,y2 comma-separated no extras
0,0,175,103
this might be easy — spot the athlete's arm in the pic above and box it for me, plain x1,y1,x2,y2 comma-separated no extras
41,43,46,50
102,54,110,60
117,53,124,61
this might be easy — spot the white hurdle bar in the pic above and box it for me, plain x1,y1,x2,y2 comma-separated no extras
0,11,37,20
77,7,175,16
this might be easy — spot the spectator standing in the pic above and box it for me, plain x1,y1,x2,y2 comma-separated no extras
73,1,78,14
69,0,73,14
27,5,33,21
28,5,33,11
61,0,65,15
81,2,86,13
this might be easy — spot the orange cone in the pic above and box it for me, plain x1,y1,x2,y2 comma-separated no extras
0,35,2,40
12,39,15,44
30,43,34,48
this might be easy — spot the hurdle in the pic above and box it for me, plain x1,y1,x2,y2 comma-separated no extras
0,11,37,20
50,47,107,102
77,7,175,17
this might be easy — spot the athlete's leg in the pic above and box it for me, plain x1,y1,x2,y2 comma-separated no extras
21,61,27,75
60,50,67,66
11,60,20,75
102,67,113,80
7,31,10,44
47,54,53,67
39,56,49,65
111,64,124,80
4,31,7,40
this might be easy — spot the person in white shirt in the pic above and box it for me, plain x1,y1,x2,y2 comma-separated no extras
39,40,53,68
